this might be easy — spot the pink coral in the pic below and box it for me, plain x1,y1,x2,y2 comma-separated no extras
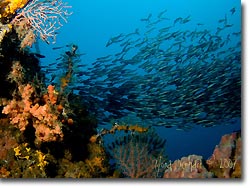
11,0,72,45
206,132,241,178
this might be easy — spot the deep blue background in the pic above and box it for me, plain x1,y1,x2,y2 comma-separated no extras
37,0,241,160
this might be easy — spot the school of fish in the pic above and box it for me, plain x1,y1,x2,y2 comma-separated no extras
42,7,241,131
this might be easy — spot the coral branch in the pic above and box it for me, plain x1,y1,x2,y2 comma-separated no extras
10,0,72,46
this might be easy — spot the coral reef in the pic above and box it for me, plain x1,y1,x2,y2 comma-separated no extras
163,132,241,178
0,82,111,178
0,0,114,179
206,131,241,178
0,1,241,179
0,40,111,178
2,73,64,144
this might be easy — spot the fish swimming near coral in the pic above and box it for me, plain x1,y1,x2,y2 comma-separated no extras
30,53,46,58
42,8,241,131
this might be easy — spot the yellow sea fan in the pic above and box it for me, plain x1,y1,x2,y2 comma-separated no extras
0,0,29,18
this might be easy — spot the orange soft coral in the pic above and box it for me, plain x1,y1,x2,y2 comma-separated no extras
2,83,64,144
2,84,34,131
43,85,58,105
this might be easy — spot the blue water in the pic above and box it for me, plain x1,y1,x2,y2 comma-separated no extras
36,0,241,160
